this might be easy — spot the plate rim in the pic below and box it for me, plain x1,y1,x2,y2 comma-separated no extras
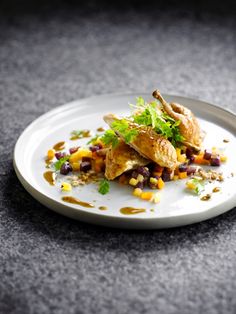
13,92,236,229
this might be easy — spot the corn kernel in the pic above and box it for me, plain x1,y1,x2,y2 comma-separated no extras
153,193,161,203
150,177,158,185
137,174,144,182
133,188,142,197
176,148,181,157
141,191,154,201
220,154,227,162
129,178,138,186
61,182,72,192
47,149,55,160
186,181,195,190
173,175,179,181
178,154,186,163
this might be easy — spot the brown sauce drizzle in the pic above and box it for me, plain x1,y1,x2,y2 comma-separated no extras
99,206,108,211
120,207,146,215
97,127,105,132
62,196,94,208
53,141,65,151
45,159,53,166
70,130,92,140
43,171,55,185
200,194,211,201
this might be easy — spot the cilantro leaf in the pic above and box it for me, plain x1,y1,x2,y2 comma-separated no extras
100,130,119,148
98,179,110,195
53,156,69,171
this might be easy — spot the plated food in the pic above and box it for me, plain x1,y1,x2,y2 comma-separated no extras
44,90,228,207
14,91,236,228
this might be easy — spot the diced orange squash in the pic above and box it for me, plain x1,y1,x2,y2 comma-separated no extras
157,178,165,189
47,149,55,160
178,172,187,179
71,162,80,171
141,191,154,201
194,154,210,165
93,157,104,173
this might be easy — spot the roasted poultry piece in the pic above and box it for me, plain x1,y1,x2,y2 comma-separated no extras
105,139,149,180
152,90,202,152
104,114,177,170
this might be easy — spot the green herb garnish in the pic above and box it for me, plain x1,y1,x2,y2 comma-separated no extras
98,179,110,195
111,119,138,144
100,129,119,148
131,97,184,147
190,178,206,194
70,129,91,140
53,156,69,171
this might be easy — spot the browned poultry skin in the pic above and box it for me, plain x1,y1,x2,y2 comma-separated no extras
105,140,149,180
152,90,202,152
103,114,177,170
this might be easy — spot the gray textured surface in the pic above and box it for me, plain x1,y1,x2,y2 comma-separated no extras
1,6,236,314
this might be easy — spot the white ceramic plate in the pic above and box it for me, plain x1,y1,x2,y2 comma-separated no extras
14,93,236,229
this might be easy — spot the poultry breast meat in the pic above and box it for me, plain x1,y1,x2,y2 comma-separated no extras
105,139,149,180
104,114,177,170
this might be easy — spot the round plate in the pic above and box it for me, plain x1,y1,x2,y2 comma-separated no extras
13,93,236,229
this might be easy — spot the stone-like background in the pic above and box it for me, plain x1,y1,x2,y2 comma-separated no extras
0,1,236,313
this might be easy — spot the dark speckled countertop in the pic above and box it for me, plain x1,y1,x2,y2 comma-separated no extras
1,1,236,313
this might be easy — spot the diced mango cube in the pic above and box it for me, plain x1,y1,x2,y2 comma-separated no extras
157,178,165,189
137,174,144,182
69,149,92,163
150,177,158,185
220,154,227,162
61,182,72,192
129,178,138,186
133,188,143,197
